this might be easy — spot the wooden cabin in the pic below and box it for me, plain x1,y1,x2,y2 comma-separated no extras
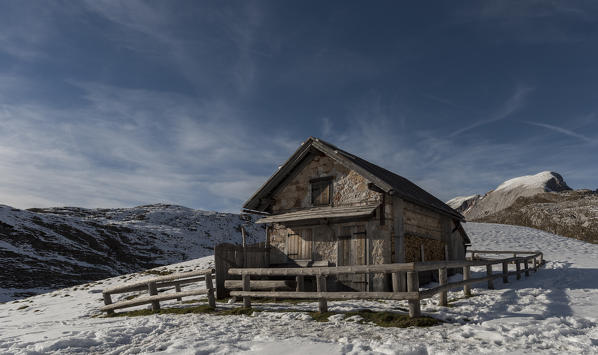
242,137,470,291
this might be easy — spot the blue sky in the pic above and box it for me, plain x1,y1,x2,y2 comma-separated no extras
1,1,597,212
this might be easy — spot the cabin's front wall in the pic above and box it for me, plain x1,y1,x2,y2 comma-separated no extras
267,189,394,291
271,154,381,213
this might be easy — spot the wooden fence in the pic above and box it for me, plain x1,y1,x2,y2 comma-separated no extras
227,250,543,318
215,243,270,299
101,269,215,314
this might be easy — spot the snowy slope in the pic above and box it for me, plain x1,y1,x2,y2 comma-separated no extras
448,171,572,220
1,222,597,354
0,204,264,301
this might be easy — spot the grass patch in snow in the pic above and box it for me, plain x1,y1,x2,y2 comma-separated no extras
309,309,440,327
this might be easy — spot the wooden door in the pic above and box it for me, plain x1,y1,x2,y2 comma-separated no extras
337,225,367,291
287,228,312,260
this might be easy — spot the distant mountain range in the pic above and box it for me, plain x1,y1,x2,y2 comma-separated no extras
448,172,598,244
0,204,264,301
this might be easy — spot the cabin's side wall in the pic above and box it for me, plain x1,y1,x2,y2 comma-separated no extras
402,201,447,262
448,220,467,260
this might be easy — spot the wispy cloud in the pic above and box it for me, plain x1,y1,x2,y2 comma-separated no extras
523,121,597,144
0,81,294,211
449,86,533,137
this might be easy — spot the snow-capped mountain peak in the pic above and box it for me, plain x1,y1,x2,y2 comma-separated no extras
495,171,570,193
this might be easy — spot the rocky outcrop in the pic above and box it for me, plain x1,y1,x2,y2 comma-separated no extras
475,190,598,244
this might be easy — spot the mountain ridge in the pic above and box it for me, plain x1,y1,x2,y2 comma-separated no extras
447,172,597,244
0,203,264,301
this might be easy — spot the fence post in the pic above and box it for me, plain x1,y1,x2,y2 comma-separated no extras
102,293,114,315
242,274,251,308
175,283,182,301
463,266,471,297
296,275,304,292
316,276,328,313
438,268,447,307
486,265,494,290
516,260,521,280
533,256,538,271
148,281,160,311
205,273,216,308
524,259,530,277
502,262,509,283
392,272,400,292
407,271,421,318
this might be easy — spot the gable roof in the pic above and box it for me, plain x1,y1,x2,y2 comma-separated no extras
243,137,464,221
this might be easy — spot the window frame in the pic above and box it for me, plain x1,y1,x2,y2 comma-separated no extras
310,176,333,206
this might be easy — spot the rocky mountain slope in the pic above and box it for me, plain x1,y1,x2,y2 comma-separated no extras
447,172,598,244
475,190,598,244
447,171,571,220
0,204,264,301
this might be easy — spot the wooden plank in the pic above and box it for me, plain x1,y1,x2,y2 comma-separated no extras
463,266,471,296
224,280,294,290
242,274,251,308
296,275,304,292
175,283,182,301
229,291,420,301
205,271,216,308
148,282,160,311
502,262,509,283
229,263,416,276
468,250,541,255
438,268,447,307
419,273,503,299
316,276,328,313
407,271,421,317
104,270,214,294
486,265,494,290
101,289,210,312
391,272,400,292
102,293,114,315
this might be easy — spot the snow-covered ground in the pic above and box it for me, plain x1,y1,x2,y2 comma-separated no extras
1,222,597,354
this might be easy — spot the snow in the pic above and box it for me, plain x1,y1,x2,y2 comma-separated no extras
1,222,598,354
446,195,478,209
495,171,563,192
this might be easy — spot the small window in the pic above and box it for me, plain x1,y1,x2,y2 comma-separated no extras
311,177,332,206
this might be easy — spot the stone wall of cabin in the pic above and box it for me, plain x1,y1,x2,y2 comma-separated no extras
271,154,380,213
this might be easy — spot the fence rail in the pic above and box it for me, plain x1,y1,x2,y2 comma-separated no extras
101,269,215,314
227,250,544,317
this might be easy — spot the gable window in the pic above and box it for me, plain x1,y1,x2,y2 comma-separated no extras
310,177,332,206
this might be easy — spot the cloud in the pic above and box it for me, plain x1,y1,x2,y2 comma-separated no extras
449,86,533,137
453,1,598,43
0,80,295,211
523,121,597,145
317,95,598,202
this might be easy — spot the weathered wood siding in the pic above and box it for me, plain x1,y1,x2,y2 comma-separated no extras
402,201,446,262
